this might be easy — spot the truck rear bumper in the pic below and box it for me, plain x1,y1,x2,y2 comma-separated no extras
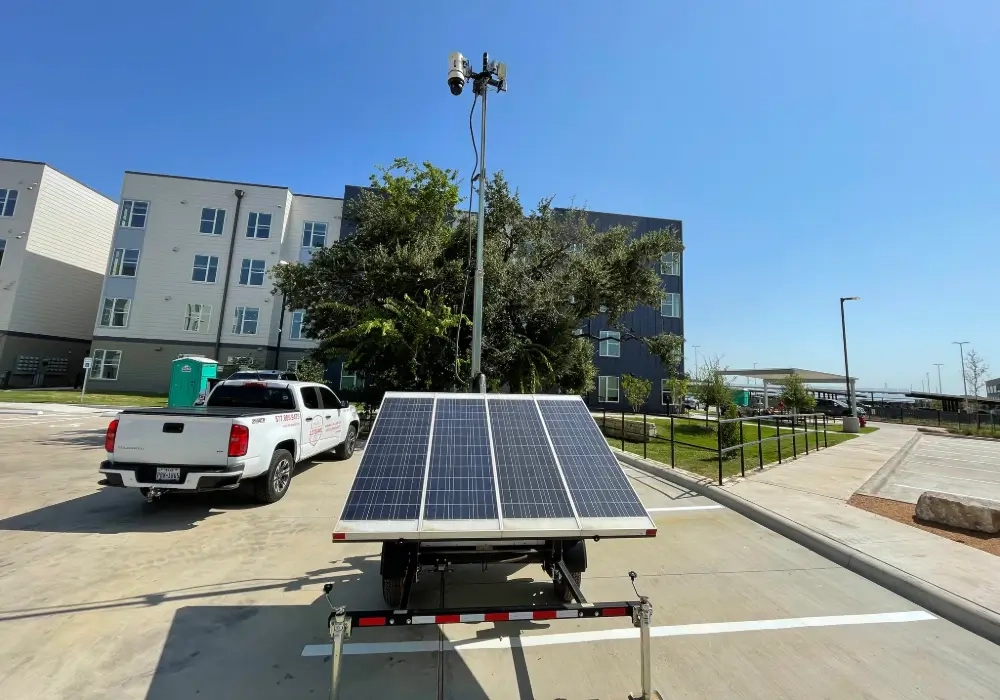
99,461,245,491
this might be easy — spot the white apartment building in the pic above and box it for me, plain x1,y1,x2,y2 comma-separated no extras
90,171,342,393
0,158,117,388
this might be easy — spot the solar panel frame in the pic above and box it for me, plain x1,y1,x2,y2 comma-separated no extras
332,392,656,542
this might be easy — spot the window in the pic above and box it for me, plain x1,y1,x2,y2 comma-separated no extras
191,254,219,283
661,379,671,405
0,189,17,217
232,306,259,335
99,298,131,327
246,212,271,238
119,200,148,228
200,207,226,235
239,258,266,286
340,365,364,391
286,360,300,372
660,251,680,276
300,386,321,409
110,248,140,277
183,303,212,333
289,310,307,339
660,292,681,318
318,386,342,409
0,239,5,267
599,330,620,358
598,376,620,403
90,349,122,381
302,221,327,248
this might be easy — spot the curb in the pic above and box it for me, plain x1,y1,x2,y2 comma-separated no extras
614,448,1000,647
917,427,1000,443
856,432,922,497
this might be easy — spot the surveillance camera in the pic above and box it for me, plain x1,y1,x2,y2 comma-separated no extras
448,51,467,96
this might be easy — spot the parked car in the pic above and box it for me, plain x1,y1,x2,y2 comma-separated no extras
683,396,700,410
815,398,866,417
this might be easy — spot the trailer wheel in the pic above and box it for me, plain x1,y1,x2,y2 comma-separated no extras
382,576,406,607
553,571,583,603
253,449,294,504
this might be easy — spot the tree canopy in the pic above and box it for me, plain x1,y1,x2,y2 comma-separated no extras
272,159,684,394
779,372,816,412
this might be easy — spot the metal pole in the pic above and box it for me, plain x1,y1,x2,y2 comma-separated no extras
953,342,968,397
273,293,286,370
934,363,943,393
757,418,763,469
330,607,348,700
621,410,626,451
636,598,654,700
643,413,647,460
717,416,723,485
80,362,90,401
791,416,797,459
670,416,675,467
469,78,488,394
776,419,782,464
739,419,745,478
840,298,856,418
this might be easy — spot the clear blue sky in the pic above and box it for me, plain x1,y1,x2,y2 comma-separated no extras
3,1,998,394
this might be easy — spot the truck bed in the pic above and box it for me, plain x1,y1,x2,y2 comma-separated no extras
116,406,286,418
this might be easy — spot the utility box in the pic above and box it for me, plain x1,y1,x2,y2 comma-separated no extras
168,356,219,407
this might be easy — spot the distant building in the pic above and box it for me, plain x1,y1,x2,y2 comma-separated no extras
0,158,117,388
987,377,1000,401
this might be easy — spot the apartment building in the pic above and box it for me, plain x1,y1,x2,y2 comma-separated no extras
0,158,117,388
90,171,341,393
987,377,1000,401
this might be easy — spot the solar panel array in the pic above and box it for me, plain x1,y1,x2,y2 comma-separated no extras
336,393,654,539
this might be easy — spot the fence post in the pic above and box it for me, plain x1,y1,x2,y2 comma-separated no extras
804,414,809,454
977,411,982,432
739,419,745,478
670,415,675,468
716,416,723,485
792,416,798,459
757,418,763,470
823,414,828,448
621,411,626,451
777,419,782,464
938,410,941,427
643,413,647,460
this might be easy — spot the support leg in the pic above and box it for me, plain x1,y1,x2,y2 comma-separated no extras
630,597,661,700
329,607,350,700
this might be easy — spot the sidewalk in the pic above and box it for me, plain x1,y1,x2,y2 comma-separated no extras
615,423,1000,643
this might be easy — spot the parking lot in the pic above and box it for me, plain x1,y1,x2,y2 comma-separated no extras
861,433,1000,503
2,414,1000,699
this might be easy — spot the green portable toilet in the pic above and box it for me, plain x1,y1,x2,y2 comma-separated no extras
168,355,219,407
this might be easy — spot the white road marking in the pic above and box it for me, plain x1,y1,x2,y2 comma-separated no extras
907,460,1000,475
301,610,936,657
896,485,987,500
647,505,725,513
898,469,1000,486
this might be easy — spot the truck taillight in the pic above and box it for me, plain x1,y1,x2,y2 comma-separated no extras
228,424,250,457
105,419,119,453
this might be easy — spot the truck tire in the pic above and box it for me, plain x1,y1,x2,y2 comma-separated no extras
382,576,406,607
254,449,294,504
335,425,357,460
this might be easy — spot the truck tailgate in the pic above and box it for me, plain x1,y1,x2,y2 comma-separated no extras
113,413,235,466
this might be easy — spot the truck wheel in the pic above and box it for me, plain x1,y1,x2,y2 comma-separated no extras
553,571,583,603
382,576,406,607
335,426,357,460
254,449,294,504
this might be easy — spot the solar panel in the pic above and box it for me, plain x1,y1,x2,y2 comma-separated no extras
333,392,655,541
487,398,574,520
536,398,648,519
422,397,498,521
339,396,433,522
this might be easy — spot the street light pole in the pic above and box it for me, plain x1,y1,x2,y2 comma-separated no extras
933,363,943,393
692,345,701,378
952,341,969,397
840,296,860,432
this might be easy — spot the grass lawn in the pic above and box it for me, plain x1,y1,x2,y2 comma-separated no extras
0,389,167,407
600,414,875,481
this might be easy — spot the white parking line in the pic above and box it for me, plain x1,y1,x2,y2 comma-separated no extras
647,505,725,513
898,469,1000,486
301,610,935,657
896,485,985,500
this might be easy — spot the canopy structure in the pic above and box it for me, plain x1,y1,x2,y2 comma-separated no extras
719,368,858,409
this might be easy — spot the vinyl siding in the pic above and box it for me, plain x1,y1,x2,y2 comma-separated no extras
8,165,116,340
0,160,45,330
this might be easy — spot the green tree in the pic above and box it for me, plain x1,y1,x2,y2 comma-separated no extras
294,358,327,383
779,372,816,413
273,159,685,394
669,373,690,408
621,374,652,413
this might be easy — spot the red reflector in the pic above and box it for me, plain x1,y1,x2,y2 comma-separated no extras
484,612,509,622
228,424,250,457
645,528,657,537
358,617,386,627
532,610,558,620
105,419,119,453
436,614,461,624
332,533,346,541
601,607,628,617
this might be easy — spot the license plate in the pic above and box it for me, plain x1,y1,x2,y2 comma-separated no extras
156,467,181,482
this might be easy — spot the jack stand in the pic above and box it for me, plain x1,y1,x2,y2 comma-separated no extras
328,605,351,700
629,596,661,700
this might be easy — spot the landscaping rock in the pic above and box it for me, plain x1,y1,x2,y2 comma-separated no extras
915,491,1000,534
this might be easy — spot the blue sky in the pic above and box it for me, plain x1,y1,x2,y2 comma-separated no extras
3,1,998,394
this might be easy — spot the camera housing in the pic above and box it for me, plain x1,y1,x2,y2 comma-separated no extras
448,51,468,96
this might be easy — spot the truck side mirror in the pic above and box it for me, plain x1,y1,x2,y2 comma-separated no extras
341,399,350,409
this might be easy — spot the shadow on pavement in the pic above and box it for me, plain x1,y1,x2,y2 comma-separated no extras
36,428,107,448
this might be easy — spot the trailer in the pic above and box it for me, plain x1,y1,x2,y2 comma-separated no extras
324,392,664,698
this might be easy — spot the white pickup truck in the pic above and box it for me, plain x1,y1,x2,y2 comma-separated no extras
99,380,360,504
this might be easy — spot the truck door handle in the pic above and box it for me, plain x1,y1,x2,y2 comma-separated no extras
163,423,184,433
325,414,332,419
304,417,313,422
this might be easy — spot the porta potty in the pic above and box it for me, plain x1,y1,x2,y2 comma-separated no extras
168,356,219,407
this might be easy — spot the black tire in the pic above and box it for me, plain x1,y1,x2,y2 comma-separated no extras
382,576,406,607
335,425,358,460
254,449,294,504
553,572,583,603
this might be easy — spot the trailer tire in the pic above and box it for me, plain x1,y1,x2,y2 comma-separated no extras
254,449,294,504
382,576,406,607
553,572,583,603
335,425,357,460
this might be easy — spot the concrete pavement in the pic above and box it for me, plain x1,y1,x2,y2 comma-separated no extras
617,423,1000,645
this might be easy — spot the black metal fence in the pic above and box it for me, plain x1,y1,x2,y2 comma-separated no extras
867,405,999,434
597,409,830,485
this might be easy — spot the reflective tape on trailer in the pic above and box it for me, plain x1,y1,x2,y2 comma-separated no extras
346,603,636,628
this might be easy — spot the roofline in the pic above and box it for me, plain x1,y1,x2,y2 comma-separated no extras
1,158,116,203
553,205,682,227
125,170,292,192
295,193,344,201
721,368,856,383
